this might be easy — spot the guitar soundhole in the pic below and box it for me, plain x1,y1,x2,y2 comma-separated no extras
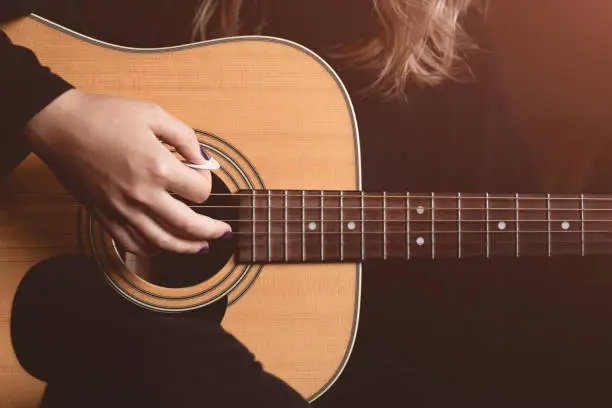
120,174,237,288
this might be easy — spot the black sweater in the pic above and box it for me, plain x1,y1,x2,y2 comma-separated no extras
0,1,72,136
0,0,73,173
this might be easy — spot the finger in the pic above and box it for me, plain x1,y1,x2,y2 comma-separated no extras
93,209,151,257
146,191,231,241
123,206,210,254
149,109,205,165
122,223,162,257
162,154,214,204
147,111,214,203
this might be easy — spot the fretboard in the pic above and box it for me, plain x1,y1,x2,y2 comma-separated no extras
234,190,612,263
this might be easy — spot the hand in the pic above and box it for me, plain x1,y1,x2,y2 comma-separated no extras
24,89,231,256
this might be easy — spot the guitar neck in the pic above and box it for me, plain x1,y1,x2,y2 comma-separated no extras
233,190,612,263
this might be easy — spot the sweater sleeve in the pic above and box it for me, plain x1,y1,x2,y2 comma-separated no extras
0,29,74,136
0,0,74,174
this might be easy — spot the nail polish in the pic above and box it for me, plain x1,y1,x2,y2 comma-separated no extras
221,231,233,240
198,246,210,254
200,145,211,160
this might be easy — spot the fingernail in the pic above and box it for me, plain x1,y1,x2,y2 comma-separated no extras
221,231,233,240
200,146,211,160
198,245,210,254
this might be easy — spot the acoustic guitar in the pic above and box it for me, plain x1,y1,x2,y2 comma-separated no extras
1,14,611,406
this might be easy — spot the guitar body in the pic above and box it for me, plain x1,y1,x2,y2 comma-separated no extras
0,15,361,406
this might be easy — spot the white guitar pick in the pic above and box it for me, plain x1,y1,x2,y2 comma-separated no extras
183,158,221,170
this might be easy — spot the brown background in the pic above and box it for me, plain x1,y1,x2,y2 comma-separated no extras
489,0,612,191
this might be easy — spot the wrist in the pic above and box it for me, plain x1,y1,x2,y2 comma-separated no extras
23,89,84,150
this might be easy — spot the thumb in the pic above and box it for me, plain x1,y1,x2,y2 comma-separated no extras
150,109,206,165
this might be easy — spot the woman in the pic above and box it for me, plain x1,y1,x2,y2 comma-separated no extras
2,1,549,408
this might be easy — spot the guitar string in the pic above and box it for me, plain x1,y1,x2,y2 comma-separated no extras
200,193,612,201
21,193,612,203
52,198,612,222
212,230,612,235
56,204,612,211
186,205,612,211
242,242,612,246
164,219,612,223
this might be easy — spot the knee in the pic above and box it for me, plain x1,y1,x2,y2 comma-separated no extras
10,255,102,380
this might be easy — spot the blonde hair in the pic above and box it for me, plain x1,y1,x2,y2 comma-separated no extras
193,0,479,99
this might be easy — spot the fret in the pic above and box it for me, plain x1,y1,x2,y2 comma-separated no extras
549,195,581,256
547,193,551,257
432,194,459,259
269,191,286,262
284,190,288,262
517,194,548,257
286,191,303,262
303,191,322,261
485,193,490,258
234,190,272,263
459,194,486,258
338,191,362,261
515,193,520,257
582,195,612,256
340,192,344,261
385,193,409,259
488,194,518,257
301,191,306,261
458,193,462,259
361,191,365,260
320,191,325,261
408,194,433,258
363,193,384,260
406,192,410,260
580,194,585,256
431,193,436,259
383,192,387,260
322,192,341,261
235,190,255,263
268,190,272,262
253,191,269,263
252,190,256,263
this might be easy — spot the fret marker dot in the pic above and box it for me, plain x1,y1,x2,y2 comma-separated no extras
416,237,425,246
498,221,507,230
308,222,318,231
561,221,570,231
347,221,356,231
416,206,425,215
